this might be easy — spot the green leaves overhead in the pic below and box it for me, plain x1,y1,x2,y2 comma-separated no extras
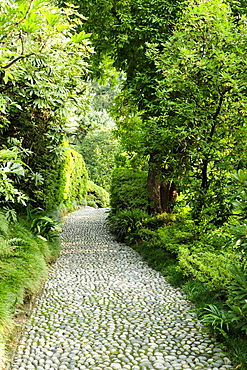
71,31,92,43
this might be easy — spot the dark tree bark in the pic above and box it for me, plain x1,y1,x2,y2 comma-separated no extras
160,178,177,213
147,166,163,214
147,155,177,214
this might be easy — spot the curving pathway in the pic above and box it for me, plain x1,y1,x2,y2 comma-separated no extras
10,207,233,370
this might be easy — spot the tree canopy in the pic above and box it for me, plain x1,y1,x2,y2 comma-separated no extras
145,0,247,219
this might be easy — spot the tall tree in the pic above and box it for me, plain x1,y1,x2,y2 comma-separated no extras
57,0,247,214
146,0,247,220
57,0,185,213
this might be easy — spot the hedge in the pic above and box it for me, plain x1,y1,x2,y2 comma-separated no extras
59,142,88,207
110,168,149,211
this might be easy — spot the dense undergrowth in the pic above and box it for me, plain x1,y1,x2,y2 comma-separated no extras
0,210,61,369
107,207,247,369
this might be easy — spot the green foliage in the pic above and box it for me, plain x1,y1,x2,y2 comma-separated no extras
79,128,119,191
228,169,247,257
172,221,239,293
86,180,110,208
227,265,247,334
110,168,149,211
60,0,186,213
107,209,150,242
0,0,93,212
0,0,92,107
0,212,60,366
111,90,146,157
157,220,196,254
73,79,121,192
63,0,247,217
132,211,239,293
141,212,178,230
227,0,247,17
145,0,247,218
0,148,28,206
0,212,9,236
179,247,237,292
59,143,88,207
26,208,62,242
65,0,184,101
199,265,247,340
88,80,122,113
183,279,218,308
200,304,232,338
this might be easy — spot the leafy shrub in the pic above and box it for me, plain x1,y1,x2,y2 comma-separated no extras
0,148,28,208
157,219,196,254
137,227,158,243
110,168,149,211
86,180,110,208
200,304,232,338
0,212,9,236
141,212,178,230
178,247,239,292
199,266,247,338
107,209,150,242
227,169,247,257
59,143,88,207
87,200,98,208
227,265,247,334
26,207,62,241
30,215,61,241
150,219,236,292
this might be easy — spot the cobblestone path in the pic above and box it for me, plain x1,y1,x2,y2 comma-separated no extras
10,207,233,370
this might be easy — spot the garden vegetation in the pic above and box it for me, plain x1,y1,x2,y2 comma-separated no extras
2,0,247,368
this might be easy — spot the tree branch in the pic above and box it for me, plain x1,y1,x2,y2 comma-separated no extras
209,87,230,140
0,35,50,70
0,53,35,70
14,0,34,27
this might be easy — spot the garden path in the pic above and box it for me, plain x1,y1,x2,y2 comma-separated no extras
10,207,233,370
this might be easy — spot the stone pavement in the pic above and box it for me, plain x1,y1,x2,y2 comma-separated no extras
10,207,233,370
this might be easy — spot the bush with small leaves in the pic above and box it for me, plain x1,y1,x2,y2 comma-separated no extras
107,209,150,242
86,180,110,208
110,168,149,211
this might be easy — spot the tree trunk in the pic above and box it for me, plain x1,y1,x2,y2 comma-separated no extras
147,156,177,214
160,179,177,214
147,166,163,214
